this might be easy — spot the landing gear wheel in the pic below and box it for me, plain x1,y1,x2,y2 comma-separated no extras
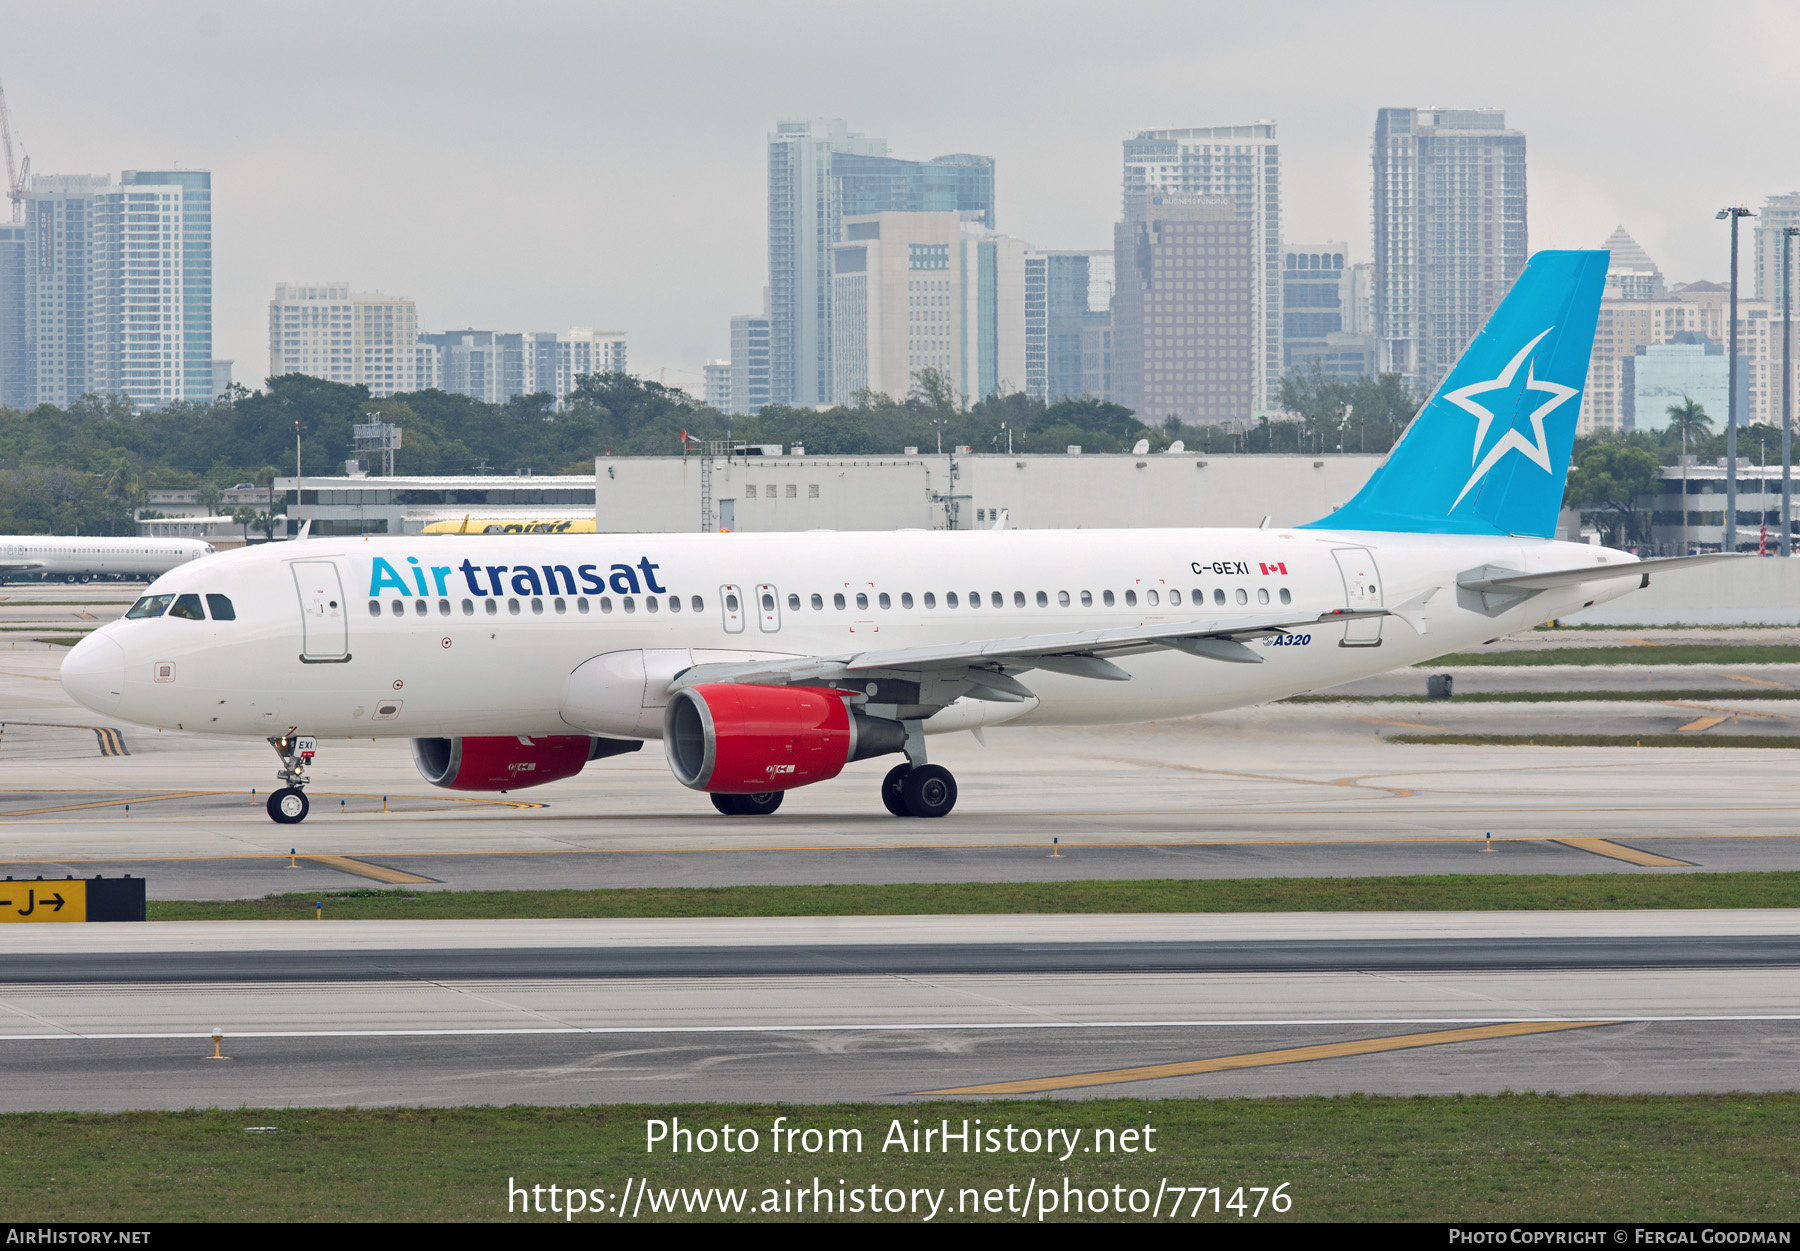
710,791,784,816
880,763,911,817
268,786,309,824
901,764,957,819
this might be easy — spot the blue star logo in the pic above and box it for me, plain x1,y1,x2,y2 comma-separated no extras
1445,327,1579,512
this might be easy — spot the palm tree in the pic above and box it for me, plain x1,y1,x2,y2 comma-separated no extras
1666,397,1713,553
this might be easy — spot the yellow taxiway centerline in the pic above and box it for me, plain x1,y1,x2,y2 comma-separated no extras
914,1020,1613,1095
299,854,439,885
1554,837,1695,868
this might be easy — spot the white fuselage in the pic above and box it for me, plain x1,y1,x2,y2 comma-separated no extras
0,535,215,580
60,528,1641,741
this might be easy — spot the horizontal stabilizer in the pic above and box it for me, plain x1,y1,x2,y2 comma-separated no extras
1458,553,1743,595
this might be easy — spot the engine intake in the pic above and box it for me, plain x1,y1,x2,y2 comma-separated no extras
411,734,640,791
664,684,906,793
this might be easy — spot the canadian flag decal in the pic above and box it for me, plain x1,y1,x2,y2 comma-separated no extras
1259,561,1288,575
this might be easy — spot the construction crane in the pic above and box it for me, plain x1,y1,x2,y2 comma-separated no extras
0,77,28,223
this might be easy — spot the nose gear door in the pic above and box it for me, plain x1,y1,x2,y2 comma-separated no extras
1331,547,1384,647
292,560,350,661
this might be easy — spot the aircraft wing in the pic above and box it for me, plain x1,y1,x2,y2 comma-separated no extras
0,560,45,575
669,607,1386,704
1458,552,1742,595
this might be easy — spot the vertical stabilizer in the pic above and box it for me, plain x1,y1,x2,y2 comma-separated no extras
1304,250,1608,537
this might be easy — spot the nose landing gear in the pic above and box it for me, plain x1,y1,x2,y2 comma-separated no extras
267,734,314,825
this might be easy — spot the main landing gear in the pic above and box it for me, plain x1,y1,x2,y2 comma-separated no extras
267,734,313,825
880,762,958,819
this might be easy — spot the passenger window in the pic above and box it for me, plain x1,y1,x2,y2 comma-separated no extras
1193,588,1203,604
206,594,236,620
923,592,936,609
1257,588,1270,605
811,593,824,610
1279,588,1291,605
554,597,567,614
486,599,499,615
901,592,914,609
946,592,959,608
691,596,704,612
368,599,382,617
624,597,637,613
577,598,590,614
1169,589,1182,606
391,599,405,616
646,596,659,613
1235,588,1248,605
1214,589,1226,606
169,594,205,620
762,592,775,611
1080,591,1092,607
1147,589,1160,606
878,592,891,609
125,595,173,619
600,597,613,613
725,593,739,612
1103,590,1115,606
509,598,522,615
1058,590,1070,607
668,596,681,612
529,598,543,615
414,600,427,616
1013,591,1026,607
1125,589,1138,607
833,593,846,610
991,591,1002,608
1035,591,1048,607
788,594,801,611
856,592,869,610
967,592,979,609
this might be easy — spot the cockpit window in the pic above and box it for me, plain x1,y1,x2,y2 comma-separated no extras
205,594,236,621
168,593,206,621
125,595,173,620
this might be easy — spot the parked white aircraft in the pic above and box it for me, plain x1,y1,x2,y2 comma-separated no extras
0,535,216,583
59,251,1725,823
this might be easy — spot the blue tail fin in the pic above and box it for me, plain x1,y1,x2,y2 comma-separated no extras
1303,249,1608,538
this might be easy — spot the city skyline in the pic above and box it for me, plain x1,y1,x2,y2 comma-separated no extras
2,2,1797,406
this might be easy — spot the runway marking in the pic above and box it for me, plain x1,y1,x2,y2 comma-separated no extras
1724,673,1792,688
0,721,130,758
1090,755,1417,800
0,789,548,820
1675,715,1731,733
0,670,59,682
0,791,214,816
912,1020,1614,1095
1554,838,1696,868
2,1017,1791,1044
1353,717,1452,732
300,855,439,885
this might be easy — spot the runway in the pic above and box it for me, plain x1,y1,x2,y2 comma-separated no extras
1,912,1795,1108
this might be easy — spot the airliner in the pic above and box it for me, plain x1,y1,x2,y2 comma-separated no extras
59,251,1723,824
0,535,216,584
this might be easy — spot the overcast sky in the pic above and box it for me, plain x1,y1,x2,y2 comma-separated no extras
5,1,1796,396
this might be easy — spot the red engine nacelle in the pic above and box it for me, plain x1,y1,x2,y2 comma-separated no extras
411,734,640,791
663,684,906,794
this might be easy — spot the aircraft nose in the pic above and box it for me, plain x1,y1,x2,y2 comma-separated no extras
61,633,126,715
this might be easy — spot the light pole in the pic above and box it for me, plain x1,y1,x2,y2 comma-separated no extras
1784,225,1798,556
1718,206,1754,551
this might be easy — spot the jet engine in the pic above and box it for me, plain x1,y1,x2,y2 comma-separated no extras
663,684,907,794
410,734,641,791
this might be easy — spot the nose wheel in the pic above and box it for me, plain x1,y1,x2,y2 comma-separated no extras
880,762,957,818
268,787,310,824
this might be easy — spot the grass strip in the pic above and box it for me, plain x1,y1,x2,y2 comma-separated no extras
145,872,1800,921
1390,733,1800,749
1289,689,1797,704
1416,645,1800,667
2,1096,1795,1222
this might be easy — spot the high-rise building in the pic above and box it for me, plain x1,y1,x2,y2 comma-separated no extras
1281,242,1374,384
1112,194,1256,424
527,328,626,398
1601,225,1666,301
830,211,1030,407
269,283,421,397
0,222,24,409
703,360,731,411
210,360,232,401
8,170,213,410
766,119,996,408
421,330,524,405
417,327,624,406
727,312,771,415
1025,251,1114,403
1122,124,1281,411
1372,108,1527,394
1755,193,1800,307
